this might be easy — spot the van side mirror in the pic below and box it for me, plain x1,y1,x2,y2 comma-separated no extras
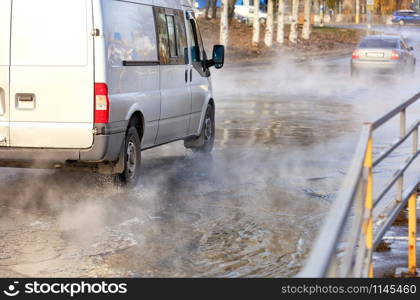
213,45,225,69
205,45,225,69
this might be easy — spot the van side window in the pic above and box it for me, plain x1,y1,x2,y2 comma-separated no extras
155,8,187,65
186,13,209,76
155,9,170,64
103,1,158,66
166,15,178,57
187,19,203,63
175,11,188,64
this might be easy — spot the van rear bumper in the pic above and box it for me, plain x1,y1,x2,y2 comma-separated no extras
0,132,125,168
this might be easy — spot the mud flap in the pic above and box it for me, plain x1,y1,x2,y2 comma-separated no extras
184,133,205,149
97,138,126,175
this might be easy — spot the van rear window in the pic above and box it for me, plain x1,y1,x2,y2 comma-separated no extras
11,0,88,66
359,38,398,49
0,0,11,66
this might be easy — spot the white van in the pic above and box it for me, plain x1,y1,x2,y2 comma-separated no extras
0,0,224,185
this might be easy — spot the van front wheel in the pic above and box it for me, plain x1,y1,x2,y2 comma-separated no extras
193,105,215,153
115,126,141,187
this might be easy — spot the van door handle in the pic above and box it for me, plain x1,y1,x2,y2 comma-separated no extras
185,69,188,83
17,94,35,102
190,69,192,82
15,93,36,110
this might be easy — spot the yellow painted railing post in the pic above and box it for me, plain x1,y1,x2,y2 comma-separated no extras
408,191,417,275
364,124,374,278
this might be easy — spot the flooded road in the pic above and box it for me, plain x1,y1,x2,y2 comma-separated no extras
1,37,420,277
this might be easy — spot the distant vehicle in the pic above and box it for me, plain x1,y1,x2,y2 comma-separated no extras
391,10,420,25
234,5,268,24
351,35,416,77
0,0,225,186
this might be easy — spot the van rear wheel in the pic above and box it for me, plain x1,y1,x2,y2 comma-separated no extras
115,126,141,187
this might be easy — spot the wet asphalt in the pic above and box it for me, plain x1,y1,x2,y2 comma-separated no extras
1,24,420,277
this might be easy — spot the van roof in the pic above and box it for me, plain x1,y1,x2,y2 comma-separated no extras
131,0,193,9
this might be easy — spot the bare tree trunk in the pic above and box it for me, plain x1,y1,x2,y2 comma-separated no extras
313,0,320,25
289,0,299,43
277,0,285,44
220,0,229,46
211,0,217,19
313,0,320,13
252,0,260,47
302,0,312,40
228,0,236,20
205,0,210,19
320,0,324,26
264,0,274,47
355,0,360,24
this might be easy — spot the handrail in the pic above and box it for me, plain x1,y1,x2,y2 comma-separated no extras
373,119,420,168
299,125,371,277
374,181,420,249
300,92,420,278
372,92,420,130
374,150,420,207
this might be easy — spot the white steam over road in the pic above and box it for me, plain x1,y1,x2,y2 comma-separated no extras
1,25,420,277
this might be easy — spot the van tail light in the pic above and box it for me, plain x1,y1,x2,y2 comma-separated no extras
352,50,360,59
391,50,400,60
94,83,109,124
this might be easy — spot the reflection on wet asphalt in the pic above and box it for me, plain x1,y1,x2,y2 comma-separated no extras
1,50,420,277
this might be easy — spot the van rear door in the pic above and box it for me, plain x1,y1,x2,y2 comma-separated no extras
9,0,94,149
0,0,11,147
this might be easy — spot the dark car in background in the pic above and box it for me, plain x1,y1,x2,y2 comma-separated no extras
351,35,416,77
391,10,420,25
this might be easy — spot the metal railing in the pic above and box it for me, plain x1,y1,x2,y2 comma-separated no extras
300,92,420,278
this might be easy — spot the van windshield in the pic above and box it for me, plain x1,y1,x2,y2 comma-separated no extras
359,38,398,49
